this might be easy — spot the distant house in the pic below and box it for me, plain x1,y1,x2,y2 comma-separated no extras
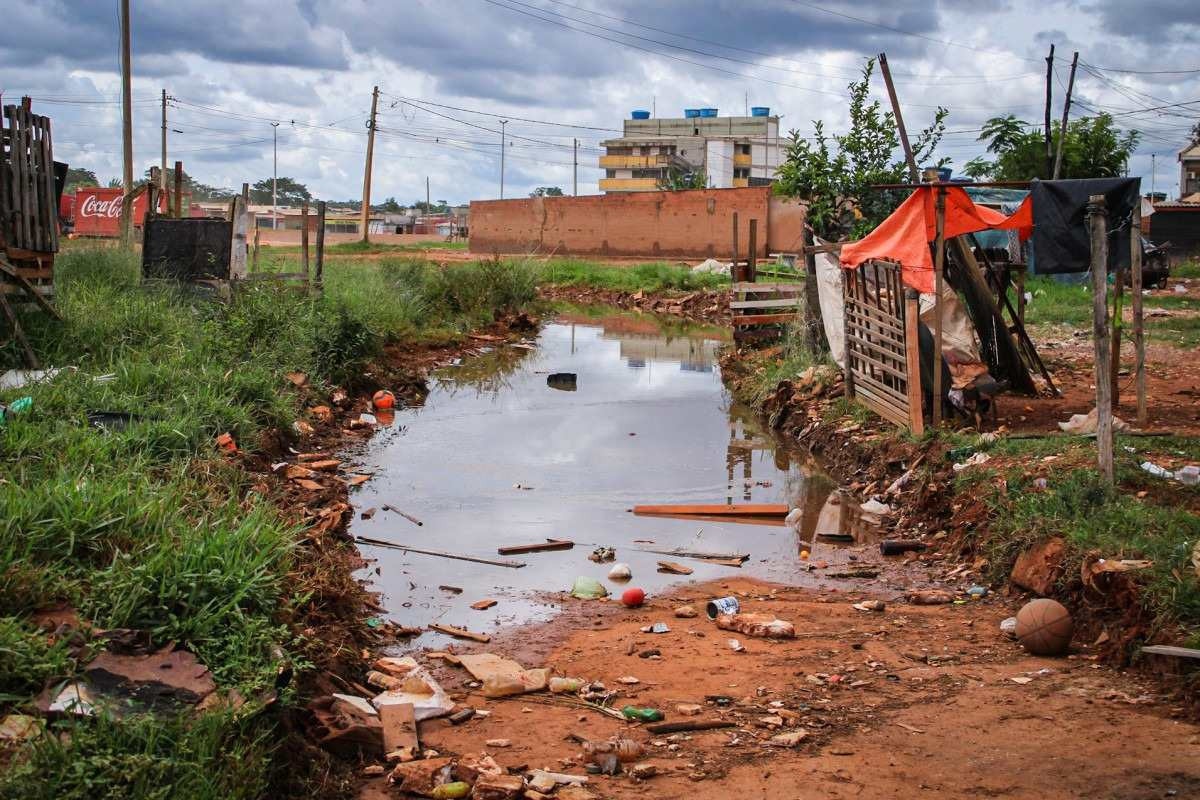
1180,141,1200,199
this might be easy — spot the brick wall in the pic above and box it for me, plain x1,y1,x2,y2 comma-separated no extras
469,187,803,259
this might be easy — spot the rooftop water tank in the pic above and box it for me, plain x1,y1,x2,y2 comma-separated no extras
698,108,718,117
631,109,650,120
683,108,701,118
750,106,770,117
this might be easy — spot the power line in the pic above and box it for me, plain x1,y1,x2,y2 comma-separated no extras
379,92,621,132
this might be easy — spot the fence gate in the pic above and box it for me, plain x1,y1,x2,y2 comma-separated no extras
842,259,923,433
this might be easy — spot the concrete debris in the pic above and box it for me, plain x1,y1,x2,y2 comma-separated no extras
472,773,525,800
388,757,454,796
715,612,796,639
85,645,216,708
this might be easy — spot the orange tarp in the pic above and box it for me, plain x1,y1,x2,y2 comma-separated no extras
839,186,1032,293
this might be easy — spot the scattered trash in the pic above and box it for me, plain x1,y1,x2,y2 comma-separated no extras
880,540,927,556
715,613,795,639
0,367,63,390
448,708,476,725
674,605,698,618
46,682,97,716
853,600,886,612
966,585,989,600
1141,461,1174,479
691,258,731,275
1058,408,1129,434
1000,616,1019,638
86,410,143,432
549,677,584,694
372,390,396,410
641,622,670,634
784,507,803,528
656,560,693,575
905,589,955,605
472,773,525,800
608,562,632,581
379,701,419,756
430,782,471,799
630,763,658,780
617,587,645,608
0,395,33,427
570,576,609,600
706,596,740,619
215,432,237,454
547,373,578,391
621,706,664,723
0,714,42,742
85,645,217,709
858,498,893,517
1015,598,1074,656
485,738,512,748
459,654,549,697
952,452,991,472
638,648,660,659
1178,465,1199,486
428,623,490,643
388,757,454,796
439,585,463,594
588,546,616,563
371,657,454,720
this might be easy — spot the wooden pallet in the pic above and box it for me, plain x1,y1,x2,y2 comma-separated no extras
1,104,58,299
730,281,802,330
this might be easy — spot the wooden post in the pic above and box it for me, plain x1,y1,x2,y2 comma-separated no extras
146,167,160,222
904,288,925,435
841,269,855,399
1131,202,1146,426
1044,44,1055,178
1111,265,1124,404
1088,195,1114,484
229,193,248,281
803,228,828,354
119,0,133,249
747,218,758,283
301,201,310,283
1052,52,1079,180
1015,264,1027,325
878,53,920,182
931,187,947,427
314,201,326,291
174,160,183,218
731,212,740,283
251,225,260,272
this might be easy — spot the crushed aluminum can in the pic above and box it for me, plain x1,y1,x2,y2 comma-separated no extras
706,596,739,620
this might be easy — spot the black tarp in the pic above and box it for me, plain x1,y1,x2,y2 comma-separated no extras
1030,177,1140,275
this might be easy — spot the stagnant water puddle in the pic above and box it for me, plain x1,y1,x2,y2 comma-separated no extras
347,307,879,646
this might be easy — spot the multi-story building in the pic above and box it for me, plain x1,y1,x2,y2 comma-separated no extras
598,108,783,193
1180,140,1200,200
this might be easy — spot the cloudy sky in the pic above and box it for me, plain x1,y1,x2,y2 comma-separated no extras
3,0,1197,205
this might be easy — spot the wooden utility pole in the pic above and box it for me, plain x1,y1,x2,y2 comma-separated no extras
173,160,182,218
878,53,919,182
426,175,431,220
932,187,947,427
1052,52,1078,180
1044,44,1055,178
119,0,134,248
1088,195,1114,484
1132,202,1147,425
360,85,379,243
573,137,578,196
499,120,508,199
315,201,327,290
160,89,168,196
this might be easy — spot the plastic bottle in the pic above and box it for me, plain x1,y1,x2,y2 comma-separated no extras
549,677,583,694
481,674,528,698
583,737,643,764
621,706,664,722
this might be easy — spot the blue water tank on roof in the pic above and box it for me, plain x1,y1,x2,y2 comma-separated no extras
631,110,650,119
683,108,701,118
751,106,770,117
699,108,718,117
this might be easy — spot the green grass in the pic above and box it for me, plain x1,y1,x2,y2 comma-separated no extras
535,258,730,293
0,246,536,798
1174,259,1199,279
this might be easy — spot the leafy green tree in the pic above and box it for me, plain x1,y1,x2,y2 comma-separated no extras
530,186,564,197
411,200,449,214
656,167,709,191
965,113,1139,180
773,59,947,240
379,197,403,213
249,177,311,205
64,167,99,193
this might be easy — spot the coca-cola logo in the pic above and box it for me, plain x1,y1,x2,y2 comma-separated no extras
79,194,123,218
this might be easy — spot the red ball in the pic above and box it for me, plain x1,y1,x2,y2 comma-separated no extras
621,587,646,608
372,390,396,410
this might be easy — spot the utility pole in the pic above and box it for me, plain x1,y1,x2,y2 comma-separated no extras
1052,51,1078,180
878,53,919,182
426,176,430,219
119,0,134,248
360,85,379,243
500,120,508,199
573,138,578,196
1044,44,1055,178
160,89,168,195
1151,154,1157,198
271,121,279,231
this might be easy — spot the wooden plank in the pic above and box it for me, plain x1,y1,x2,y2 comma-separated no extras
904,288,924,434
427,623,491,643
244,272,311,281
1131,203,1146,426
730,297,801,310
855,384,909,427
731,282,803,292
732,312,799,327
1140,645,1200,660
632,503,788,517
355,536,526,568
854,371,910,407
10,107,31,250
39,114,57,252
379,702,419,754
497,539,575,555
1088,195,1113,484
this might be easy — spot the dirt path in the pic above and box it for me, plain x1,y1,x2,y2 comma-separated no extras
360,577,1198,799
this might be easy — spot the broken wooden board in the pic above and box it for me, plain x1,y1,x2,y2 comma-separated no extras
496,539,575,555
378,702,418,754
639,547,751,565
1140,645,1200,660
631,512,786,528
632,503,789,517
456,654,525,683
428,623,491,643
656,561,694,575
355,537,525,569
471,599,498,610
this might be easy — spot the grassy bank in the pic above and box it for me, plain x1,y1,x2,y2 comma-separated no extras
534,258,729,293
0,248,535,798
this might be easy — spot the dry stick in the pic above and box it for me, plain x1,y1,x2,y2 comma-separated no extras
0,290,37,368
1131,203,1147,426
878,52,919,183
381,504,423,526
1111,266,1125,405
354,535,525,568
1088,195,1114,484
645,720,735,735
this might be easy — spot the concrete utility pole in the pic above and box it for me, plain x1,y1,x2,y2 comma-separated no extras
573,137,578,196
160,89,167,195
119,0,134,248
360,85,379,243
500,120,508,199
271,121,279,230
1052,51,1079,180
1044,44,1055,178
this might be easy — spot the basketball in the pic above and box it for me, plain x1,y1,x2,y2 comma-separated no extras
372,390,395,410
1015,598,1074,656
621,587,645,608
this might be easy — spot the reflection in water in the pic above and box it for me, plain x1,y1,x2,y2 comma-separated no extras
349,307,865,643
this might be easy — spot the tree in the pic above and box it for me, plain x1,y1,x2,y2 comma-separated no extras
657,167,709,191
379,196,403,213
107,177,123,188
139,166,236,202
773,59,947,240
64,167,99,193
530,186,564,197
249,177,311,206
411,199,449,214
965,113,1139,181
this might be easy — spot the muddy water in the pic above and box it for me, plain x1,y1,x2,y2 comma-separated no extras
349,308,874,645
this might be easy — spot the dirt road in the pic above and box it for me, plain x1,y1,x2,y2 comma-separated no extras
360,576,1198,799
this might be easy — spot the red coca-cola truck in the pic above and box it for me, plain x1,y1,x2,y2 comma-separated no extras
67,187,165,237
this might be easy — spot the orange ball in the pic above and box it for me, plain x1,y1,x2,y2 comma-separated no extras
372,390,395,410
